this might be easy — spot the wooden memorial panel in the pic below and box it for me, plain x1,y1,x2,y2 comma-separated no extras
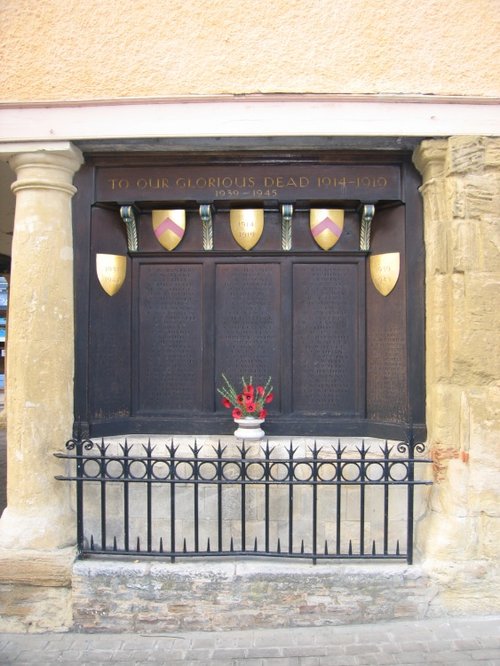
89,207,131,420
95,164,401,203
366,206,408,423
292,261,363,415
214,262,281,412
74,154,425,439
135,262,204,413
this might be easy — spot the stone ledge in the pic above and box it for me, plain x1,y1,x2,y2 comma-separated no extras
0,547,76,587
72,558,438,632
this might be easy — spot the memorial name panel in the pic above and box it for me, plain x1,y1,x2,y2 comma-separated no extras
89,280,131,419
89,208,132,420
292,262,360,415
366,205,408,423
136,263,203,412
366,271,408,422
214,263,281,412
366,321,408,422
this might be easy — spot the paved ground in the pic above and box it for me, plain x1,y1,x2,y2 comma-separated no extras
1,615,499,665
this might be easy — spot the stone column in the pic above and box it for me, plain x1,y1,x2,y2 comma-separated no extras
0,142,83,631
413,137,500,614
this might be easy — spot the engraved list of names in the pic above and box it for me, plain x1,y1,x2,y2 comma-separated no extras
292,263,361,414
214,263,280,411
137,263,203,412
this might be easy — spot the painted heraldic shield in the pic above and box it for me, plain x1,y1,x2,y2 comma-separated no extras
96,254,127,297
152,209,186,251
369,252,400,296
310,209,344,251
230,209,264,250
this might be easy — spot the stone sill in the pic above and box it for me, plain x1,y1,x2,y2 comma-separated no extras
72,557,436,632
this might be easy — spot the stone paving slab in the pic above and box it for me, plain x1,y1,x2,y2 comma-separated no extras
0,614,499,664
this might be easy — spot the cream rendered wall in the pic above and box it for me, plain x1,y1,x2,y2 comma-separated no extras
1,0,499,103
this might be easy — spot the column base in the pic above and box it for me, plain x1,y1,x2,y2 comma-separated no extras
0,505,75,550
0,546,76,632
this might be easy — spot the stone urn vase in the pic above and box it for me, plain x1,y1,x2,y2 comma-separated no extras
233,417,265,440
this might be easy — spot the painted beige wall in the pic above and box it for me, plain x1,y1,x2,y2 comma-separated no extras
1,0,499,103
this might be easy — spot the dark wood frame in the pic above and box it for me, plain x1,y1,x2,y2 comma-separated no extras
72,149,425,441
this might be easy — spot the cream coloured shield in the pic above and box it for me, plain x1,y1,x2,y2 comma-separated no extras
230,209,264,250
96,254,127,296
310,209,344,251
369,252,400,296
152,209,186,251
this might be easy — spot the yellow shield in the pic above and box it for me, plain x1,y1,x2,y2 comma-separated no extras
230,209,264,250
369,252,400,296
310,209,344,251
96,254,127,297
152,209,186,251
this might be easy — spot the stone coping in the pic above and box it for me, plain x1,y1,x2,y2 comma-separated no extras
71,557,437,632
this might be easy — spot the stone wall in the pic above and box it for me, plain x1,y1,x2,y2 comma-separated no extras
413,137,500,614
72,559,438,632
0,548,74,632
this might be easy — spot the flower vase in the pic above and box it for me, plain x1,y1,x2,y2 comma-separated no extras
233,417,265,440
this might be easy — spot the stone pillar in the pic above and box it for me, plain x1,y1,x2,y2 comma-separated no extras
413,137,500,614
0,142,83,631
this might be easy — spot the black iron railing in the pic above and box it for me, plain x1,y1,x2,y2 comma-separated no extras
55,436,432,564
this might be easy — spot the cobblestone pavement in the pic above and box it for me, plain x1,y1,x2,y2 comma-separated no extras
1,615,499,665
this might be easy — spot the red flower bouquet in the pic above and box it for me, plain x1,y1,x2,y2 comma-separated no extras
217,374,274,419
